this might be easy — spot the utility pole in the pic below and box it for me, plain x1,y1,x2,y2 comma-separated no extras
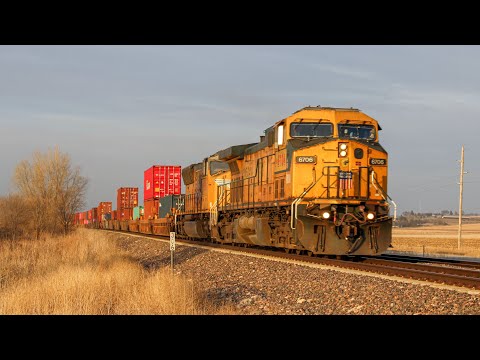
458,145,465,250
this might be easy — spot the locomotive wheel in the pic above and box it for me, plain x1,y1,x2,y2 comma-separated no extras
307,251,314,257
295,249,302,255
284,248,290,254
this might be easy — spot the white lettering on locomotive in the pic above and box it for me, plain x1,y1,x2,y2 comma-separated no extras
296,156,316,164
369,158,387,166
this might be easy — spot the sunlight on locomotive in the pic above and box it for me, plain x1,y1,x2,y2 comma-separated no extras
92,106,394,257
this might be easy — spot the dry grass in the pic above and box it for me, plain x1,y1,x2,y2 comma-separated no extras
392,223,480,257
0,229,237,314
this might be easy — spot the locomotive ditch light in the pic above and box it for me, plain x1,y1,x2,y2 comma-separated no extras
322,211,331,219
367,212,375,220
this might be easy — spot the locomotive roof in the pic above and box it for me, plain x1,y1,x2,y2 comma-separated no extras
283,106,381,130
293,106,361,114
217,143,258,161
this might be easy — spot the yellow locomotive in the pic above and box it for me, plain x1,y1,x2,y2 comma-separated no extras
175,106,393,256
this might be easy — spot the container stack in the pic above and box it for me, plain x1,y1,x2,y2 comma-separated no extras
91,207,98,224
117,187,139,221
143,165,181,219
97,201,112,222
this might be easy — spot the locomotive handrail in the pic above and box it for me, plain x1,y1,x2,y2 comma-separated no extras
371,170,397,221
174,196,185,228
290,171,324,230
209,183,229,229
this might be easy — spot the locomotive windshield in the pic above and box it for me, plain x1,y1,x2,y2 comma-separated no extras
290,122,333,138
338,124,376,141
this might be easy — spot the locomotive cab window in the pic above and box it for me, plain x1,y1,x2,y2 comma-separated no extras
209,161,230,176
277,125,284,145
290,122,333,138
338,124,376,141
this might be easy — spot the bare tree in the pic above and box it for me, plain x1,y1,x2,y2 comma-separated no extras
47,149,88,235
14,147,88,238
14,156,50,239
0,194,30,240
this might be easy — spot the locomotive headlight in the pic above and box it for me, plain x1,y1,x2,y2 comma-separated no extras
339,143,348,157
340,143,347,150
366,212,375,220
322,211,331,219
339,150,347,157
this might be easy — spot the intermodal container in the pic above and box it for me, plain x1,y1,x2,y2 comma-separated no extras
97,202,112,222
159,195,183,219
144,199,159,220
117,187,139,211
91,207,98,223
133,206,144,220
112,210,117,221
144,165,181,202
118,208,133,221
87,210,92,221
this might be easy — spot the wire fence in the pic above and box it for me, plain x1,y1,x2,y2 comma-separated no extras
390,240,480,258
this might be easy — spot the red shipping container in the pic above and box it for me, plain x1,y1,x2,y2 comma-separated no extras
91,207,98,223
112,210,117,220
118,208,133,221
117,187,139,212
97,202,112,222
144,199,159,220
144,165,181,202
87,210,92,220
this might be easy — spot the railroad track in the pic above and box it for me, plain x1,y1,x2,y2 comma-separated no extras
375,253,480,269
103,229,480,290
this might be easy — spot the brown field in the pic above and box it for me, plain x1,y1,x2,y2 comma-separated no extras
0,229,237,315
392,223,480,258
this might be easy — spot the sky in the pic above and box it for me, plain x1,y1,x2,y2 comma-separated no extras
1,45,479,215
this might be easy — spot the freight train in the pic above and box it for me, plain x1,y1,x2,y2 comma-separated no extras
80,106,394,256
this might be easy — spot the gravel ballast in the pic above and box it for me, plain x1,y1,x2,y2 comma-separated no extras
106,232,480,315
